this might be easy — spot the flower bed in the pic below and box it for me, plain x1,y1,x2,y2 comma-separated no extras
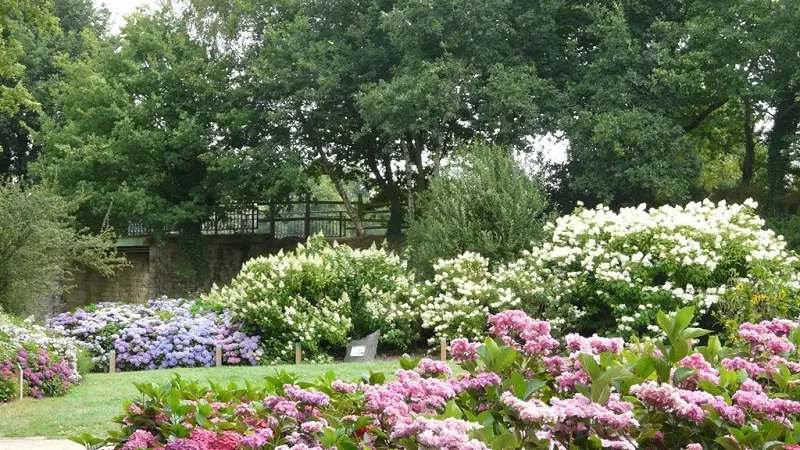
0,313,81,401
47,298,262,371
77,308,800,449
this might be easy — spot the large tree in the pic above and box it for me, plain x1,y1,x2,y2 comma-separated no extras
34,3,302,276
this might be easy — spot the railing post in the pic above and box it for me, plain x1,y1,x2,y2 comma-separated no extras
295,341,302,365
269,203,276,237
215,344,223,368
304,193,312,237
440,337,447,362
357,194,364,233
109,350,116,374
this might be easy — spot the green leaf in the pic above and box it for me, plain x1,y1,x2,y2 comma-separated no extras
494,346,518,372
683,327,711,340
442,400,463,419
673,307,695,332
490,432,519,450
577,353,602,380
673,367,697,384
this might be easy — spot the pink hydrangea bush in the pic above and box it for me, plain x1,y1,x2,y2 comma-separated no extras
75,308,800,450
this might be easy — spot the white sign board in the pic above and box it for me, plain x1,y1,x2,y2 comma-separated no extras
349,345,366,357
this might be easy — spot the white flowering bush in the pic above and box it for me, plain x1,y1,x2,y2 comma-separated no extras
202,235,418,362
417,252,518,343
497,198,800,337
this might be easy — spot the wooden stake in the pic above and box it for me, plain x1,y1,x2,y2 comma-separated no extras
109,350,116,374
295,341,302,365
215,344,223,368
440,336,447,362
15,364,23,400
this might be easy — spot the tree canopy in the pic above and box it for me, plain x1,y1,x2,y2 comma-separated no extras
7,0,800,244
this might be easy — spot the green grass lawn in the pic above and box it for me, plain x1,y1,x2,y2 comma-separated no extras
0,361,402,439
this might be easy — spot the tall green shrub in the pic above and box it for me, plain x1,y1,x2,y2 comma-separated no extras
406,143,552,275
0,183,126,315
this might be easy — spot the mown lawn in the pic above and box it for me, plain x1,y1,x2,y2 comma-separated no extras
0,361,402,439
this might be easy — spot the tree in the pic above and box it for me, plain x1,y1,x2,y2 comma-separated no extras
34,3,303,277
0,183,125,316
406,143,552,274
0,0,107,177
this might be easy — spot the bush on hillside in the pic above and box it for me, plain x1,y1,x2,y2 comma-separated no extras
406,143,552,276
202,235,419,363
79,307,800,450
0,313,81,401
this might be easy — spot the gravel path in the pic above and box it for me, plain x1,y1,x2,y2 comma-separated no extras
0,438,84,449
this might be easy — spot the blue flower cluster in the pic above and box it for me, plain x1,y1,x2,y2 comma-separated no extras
47,298,262,372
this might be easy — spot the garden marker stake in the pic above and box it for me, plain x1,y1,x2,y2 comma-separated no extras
215,344,222,367
109,350,116,374
440,336,447,362
295,341,302,365
16,363,23,400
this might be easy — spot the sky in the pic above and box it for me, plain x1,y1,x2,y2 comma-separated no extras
99,0,157,29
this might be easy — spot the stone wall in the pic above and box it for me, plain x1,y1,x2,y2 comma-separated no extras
64,250,152,310
61,235,393,311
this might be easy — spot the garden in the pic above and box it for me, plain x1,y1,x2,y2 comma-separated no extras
5,197,800,449
4,0,800,448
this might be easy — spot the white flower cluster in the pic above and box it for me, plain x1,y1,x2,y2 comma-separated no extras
0,314,82,383
496,198,800,336
418,252,519,343
202,235,418,361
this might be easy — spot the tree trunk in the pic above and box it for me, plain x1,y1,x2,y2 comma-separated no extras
742,99,755,186
413,134,426,190
401,138,415,216
382,154,404,237
317,147,366,236
766,90,800,213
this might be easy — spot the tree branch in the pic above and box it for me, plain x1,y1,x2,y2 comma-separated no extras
683,99,728,132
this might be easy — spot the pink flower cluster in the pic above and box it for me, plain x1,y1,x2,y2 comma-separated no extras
391,418,487,450
675,353,720,388
739,319,798,355
564,334,624,355
630,381,745,424
416,358,452,376
488,310,559,357
449,338,479,363
501,391,638,450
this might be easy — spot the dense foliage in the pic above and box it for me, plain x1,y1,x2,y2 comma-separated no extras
76,307,800,449
0,183,126,315
47,298,261,372
0,312,81,402
202,236,419,363
406,143,552,275
492,198,800,338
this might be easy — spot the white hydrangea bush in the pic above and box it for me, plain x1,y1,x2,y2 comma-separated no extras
202,235,418,362
417,252,518,343
498,198,800,337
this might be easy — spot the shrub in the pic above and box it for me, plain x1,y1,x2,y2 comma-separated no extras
79,308,800,450
202,235,419,363
495,198,800,338
406,142,552,275
0,313,81,401
0,183,127,315
416,252,518,343
46,298,261,371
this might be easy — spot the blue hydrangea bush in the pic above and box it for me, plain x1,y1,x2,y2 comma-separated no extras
47,298,261,372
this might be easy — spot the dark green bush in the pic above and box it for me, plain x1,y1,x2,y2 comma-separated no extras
406,143,552,275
